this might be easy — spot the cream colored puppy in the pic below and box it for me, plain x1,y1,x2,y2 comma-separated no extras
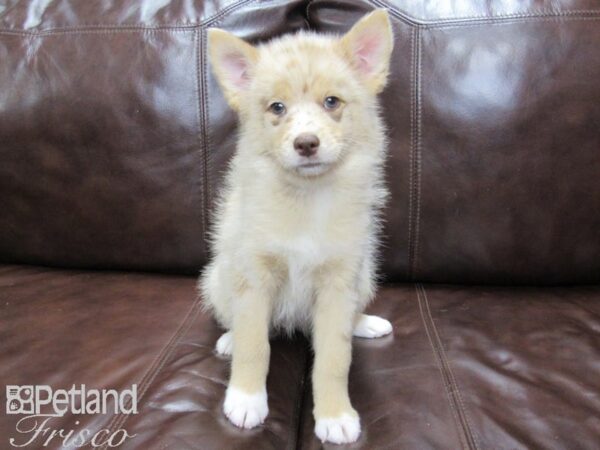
200,10,394,445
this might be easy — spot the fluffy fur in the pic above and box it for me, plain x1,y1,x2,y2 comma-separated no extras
199,10,394,444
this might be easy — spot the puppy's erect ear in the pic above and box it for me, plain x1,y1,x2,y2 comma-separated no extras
208,29,258,110
339,9,394,94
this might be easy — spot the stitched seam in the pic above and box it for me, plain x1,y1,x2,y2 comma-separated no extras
202,0,258,28
0,28,195,36
407,27,416,280
305,0,313,30
422,286,481,450
1,1,598,36
428,15,600,30
0,25,197,35
199,28,212,252
418,284,480,450
204,29,213,245
407,27,422,280
364,0,600,26
193,29,208,256
421,285,480,449
98,294,203,450
406,28,416,279
0,0,256,35
415,284,469,449
412,31,423,280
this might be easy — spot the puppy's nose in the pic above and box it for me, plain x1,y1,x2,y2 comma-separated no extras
294,133,320,157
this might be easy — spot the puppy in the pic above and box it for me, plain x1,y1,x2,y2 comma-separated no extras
200,10,394,444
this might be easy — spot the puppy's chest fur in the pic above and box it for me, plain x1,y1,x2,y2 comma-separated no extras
263,188,354,332
265,188,340,259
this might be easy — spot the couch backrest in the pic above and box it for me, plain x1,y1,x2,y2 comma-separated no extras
1,0,599,284
310,0,600,285
0,0,308,274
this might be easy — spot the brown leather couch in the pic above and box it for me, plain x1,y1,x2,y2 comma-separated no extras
1,1,599,449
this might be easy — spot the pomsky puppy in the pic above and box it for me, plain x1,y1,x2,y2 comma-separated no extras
200,9,394,445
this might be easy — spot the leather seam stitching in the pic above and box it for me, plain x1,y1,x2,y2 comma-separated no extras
418,284,480,450
364,0,600,26
413,30,423,280
199,28,212,251
2,2,600,37
305,0,313,30
0,0,600,34
426,15,600,30
407,27,422,280
0,0,257,35
98,294,203,450
193,29,208,259
416,284,469,450
0,28,195,36
202,0,258,29
407,27,415,280
421,285,481,449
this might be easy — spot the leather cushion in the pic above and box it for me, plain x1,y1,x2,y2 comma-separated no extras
0,0,307,274
309,0,600,284
300,284,600,449
0,265,308,449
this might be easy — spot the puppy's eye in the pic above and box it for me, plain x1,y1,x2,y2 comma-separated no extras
323,96,340,110
268,102,286,115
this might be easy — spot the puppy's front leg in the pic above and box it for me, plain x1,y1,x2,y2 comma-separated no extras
224,282,274,429
312,269,360,444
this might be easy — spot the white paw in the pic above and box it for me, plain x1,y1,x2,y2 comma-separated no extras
315,414,361,444
215,331,233,356
223,386,268,429
353,314,393,338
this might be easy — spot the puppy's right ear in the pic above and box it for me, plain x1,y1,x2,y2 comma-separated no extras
208,29,258,111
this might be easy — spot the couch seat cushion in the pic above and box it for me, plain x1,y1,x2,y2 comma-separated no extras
0,264,308,450
300,284,600,449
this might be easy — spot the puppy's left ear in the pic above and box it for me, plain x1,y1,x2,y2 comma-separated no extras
339,9,394,94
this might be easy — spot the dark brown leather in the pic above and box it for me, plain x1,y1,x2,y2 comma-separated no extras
0,0,307,274
310,0,600,284
3,1,599,284
0,265,309,449
3,268,599,449
300,285,600,449
2,1,600,449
